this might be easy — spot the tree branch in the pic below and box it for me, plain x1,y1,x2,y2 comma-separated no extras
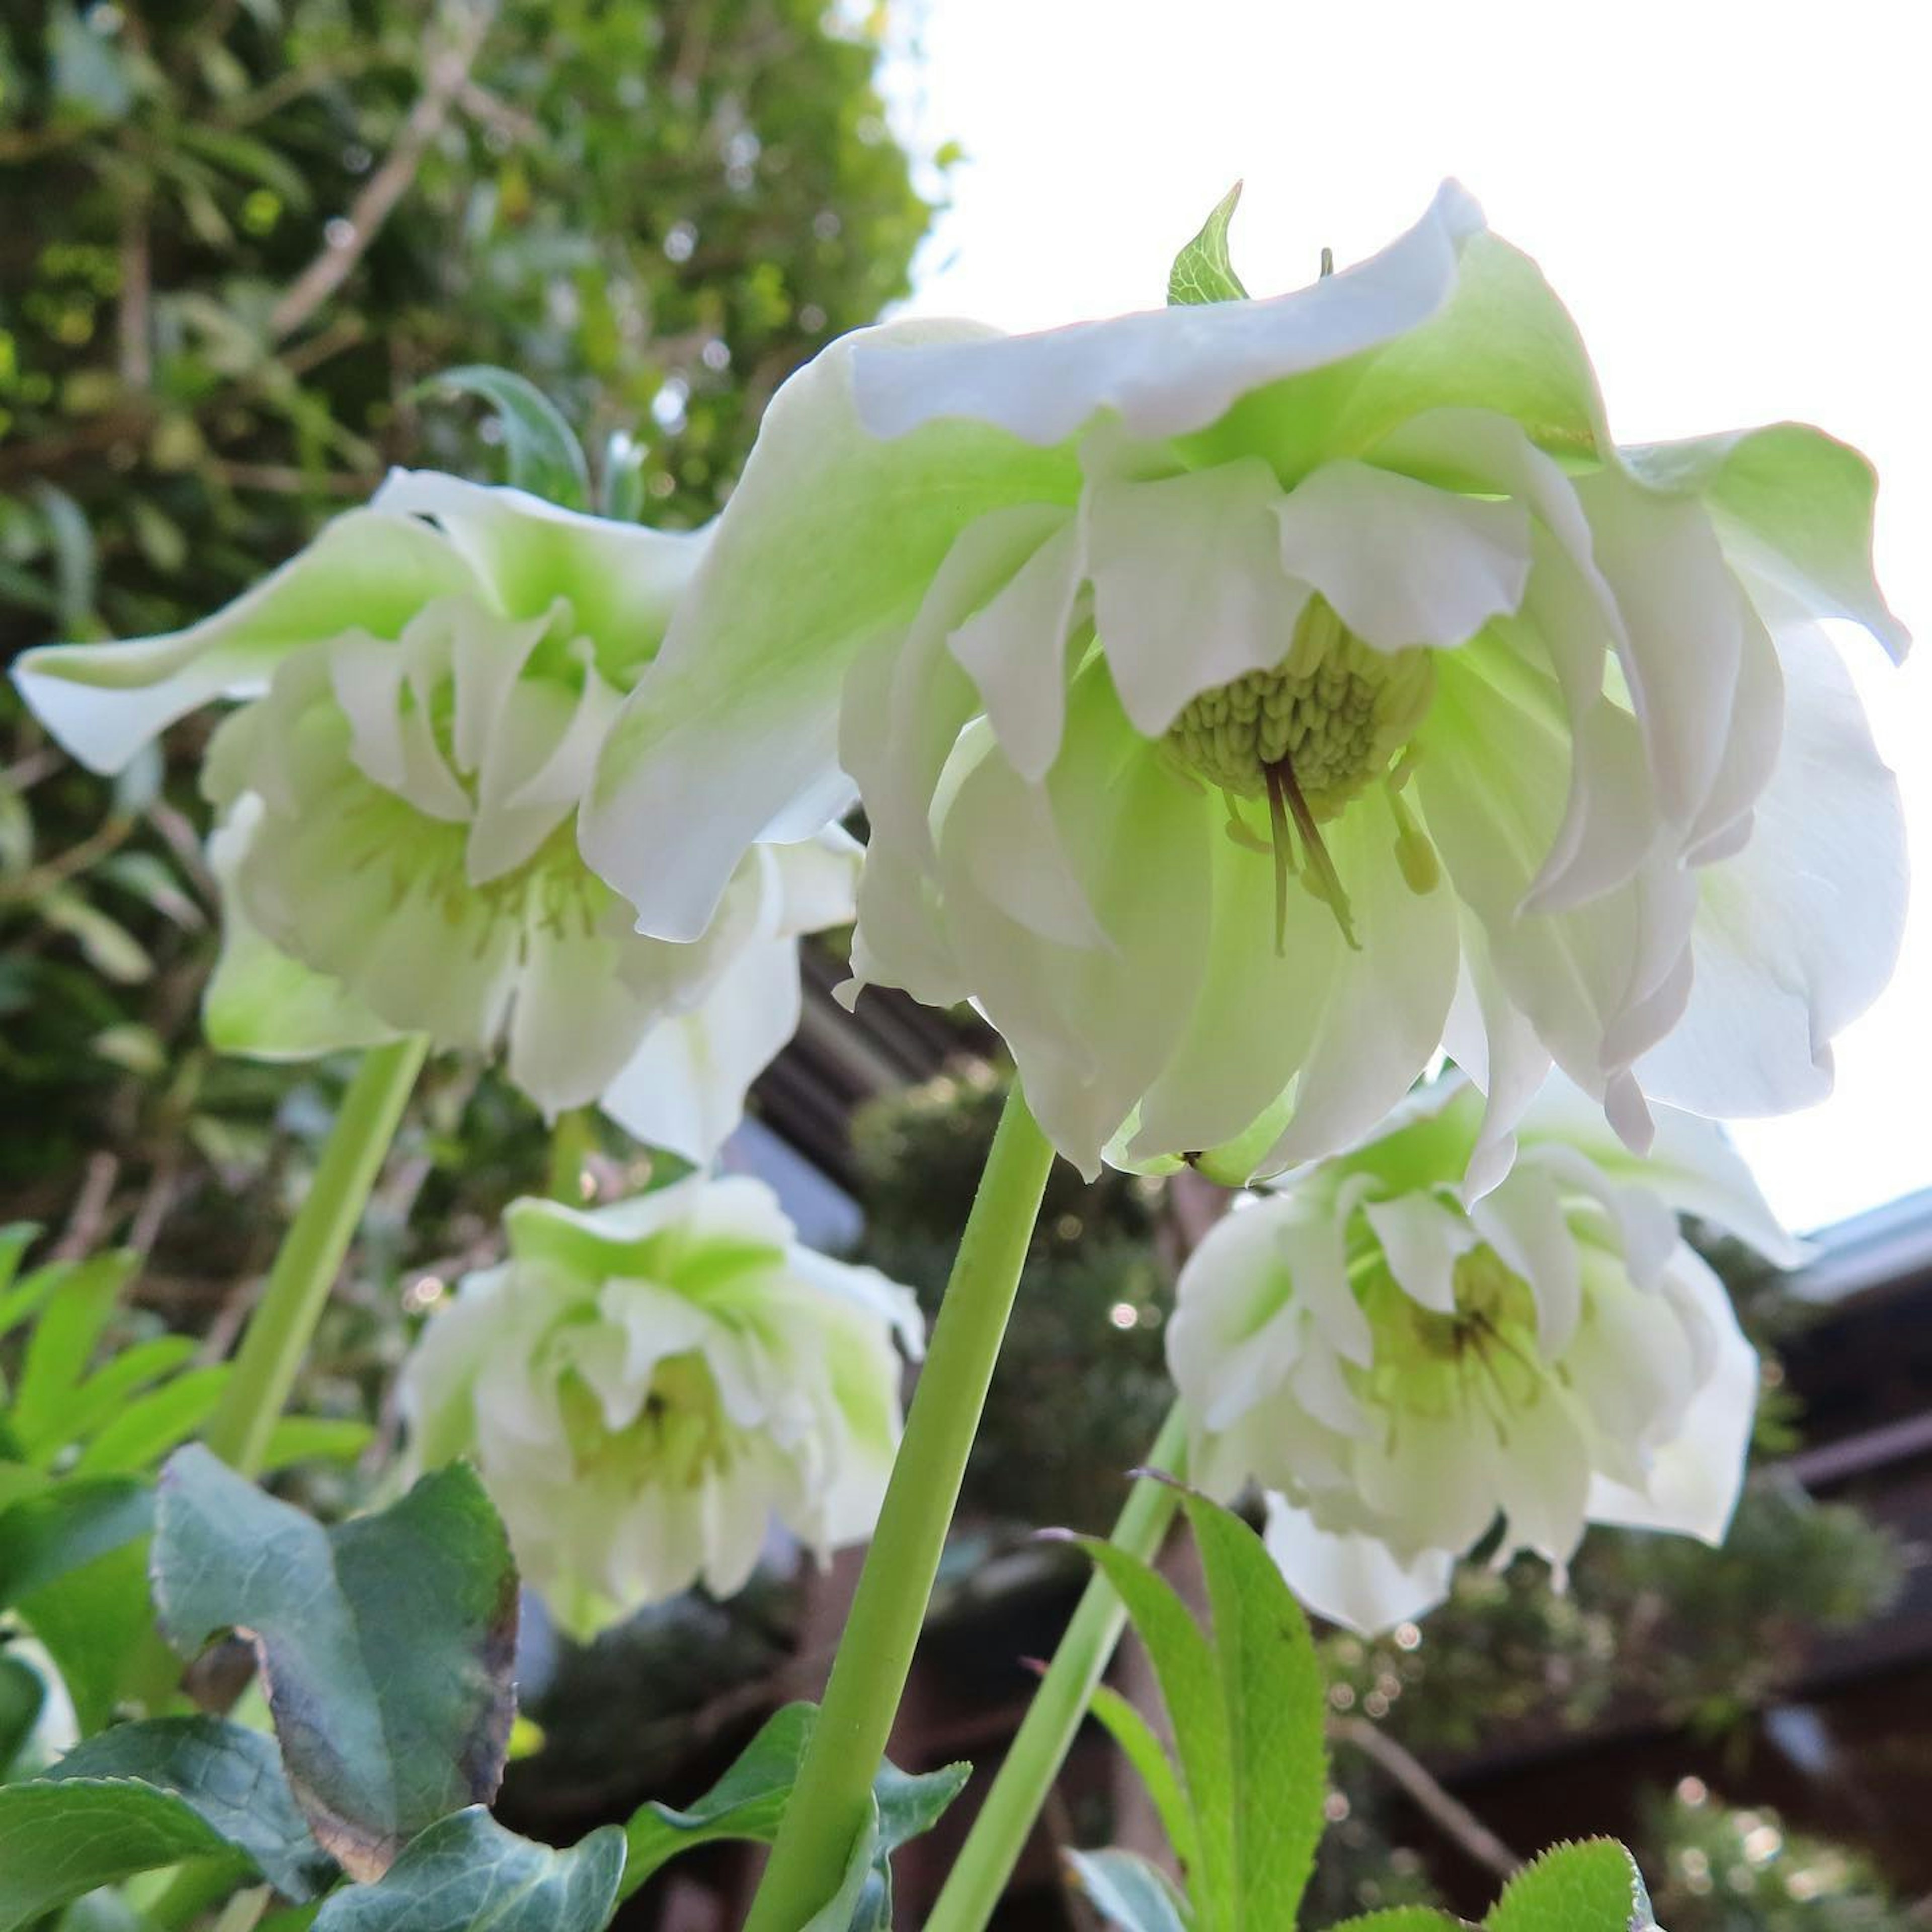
267,1,498,345
1330,1714,1522,1882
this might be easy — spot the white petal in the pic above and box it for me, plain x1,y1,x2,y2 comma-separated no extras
1273,460,1530,653
1585,1249,1756,1543
597,930,803,1164
1471,1163,1582,1357
1087,457,1309,737
1489,1391,1592,1567
12,511,475,774
1443,915,1554,1201
852,181,1486,447
1363,1192,1474,1315
581,320,1081,943
1263,1495,1456,1636
1636,622,1905,1117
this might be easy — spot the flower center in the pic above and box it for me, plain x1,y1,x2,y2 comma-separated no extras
560,1349,733,1491
1163,602,1437,949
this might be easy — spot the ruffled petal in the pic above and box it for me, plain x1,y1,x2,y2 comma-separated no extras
1087,457,1308,737
597,929,803,1164
1636,623,1905,1118
372,469,708,680
12,510,476,774
1363,1192,1475,1315
1273,460,1530,652
1263,1495,1456,1636
581,320,1081,943
854,182,1486,448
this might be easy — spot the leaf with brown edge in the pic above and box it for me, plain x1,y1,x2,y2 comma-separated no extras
151,1445,517,1882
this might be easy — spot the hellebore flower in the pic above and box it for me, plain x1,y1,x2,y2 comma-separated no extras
14,472,855,1161
1166,1074,1794,1634
398,1177,924,1636
583,181,1906,1184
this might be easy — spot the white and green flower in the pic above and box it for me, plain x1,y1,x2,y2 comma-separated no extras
398,1177,924,1637
583,182,1906,1184
1167,1075,1794,1635
14,471,856,1160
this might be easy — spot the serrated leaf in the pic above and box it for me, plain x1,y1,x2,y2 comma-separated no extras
45,1718,337,1901
1089,1682,1197,1877
0,1780,241,1932
619,1702,967,1903
152,1447,518,1882
424,366,591,510
1180,1491,1326,1922
1329,1912,1472,1930
310,1809,623,1932
1066,1847,1192,1932
1168,183,1249,306
1486,1840,1655,1932
1067,1536,1235,1932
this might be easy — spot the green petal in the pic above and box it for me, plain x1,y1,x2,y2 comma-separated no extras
581,318,1082,943
13,511,476,774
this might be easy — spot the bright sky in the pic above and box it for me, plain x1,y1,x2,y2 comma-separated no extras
880,0,1931,1235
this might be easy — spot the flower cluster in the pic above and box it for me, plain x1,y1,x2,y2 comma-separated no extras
15,471,854,1162
1167,1076,1794,1633
400,1176,924,1636
583,182,1904,1188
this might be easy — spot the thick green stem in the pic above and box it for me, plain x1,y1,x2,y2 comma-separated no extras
742,1083,1056,1932
925,1404,1189,1932
202,1036,427,1477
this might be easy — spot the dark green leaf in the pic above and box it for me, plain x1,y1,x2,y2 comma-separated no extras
0,1656,45,1775
0,1479,153,1605
1486,1841,1655,1932
423,367,591,510
46,1718,337,1901
152,1447,517,1882
0,1780,243,1932
1168,183,1249,306
620,1702,967,1902
1065,1847,1192,1932
311,1809,623,1932
1180,1491,1326,1922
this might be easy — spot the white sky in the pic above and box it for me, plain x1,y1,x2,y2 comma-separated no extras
881,0,1931,1234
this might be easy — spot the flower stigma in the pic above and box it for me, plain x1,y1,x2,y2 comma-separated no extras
1164,599,1436,952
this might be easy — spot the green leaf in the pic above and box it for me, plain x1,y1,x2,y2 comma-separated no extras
1329,1912,1472,1930
71,1367,230,1478
1089,1682,1197,1877
10,1251,135,1454
152,1446,518,1882
1167,183,1249,306
424,367,591,510
45,1718,336,1901
310,1809,623,1932
0,1780,242,1932
1063,1534,1235,1931
619,1702,968,1903
0,1656,45,1775
1065,1847,1192,1932
53,1337,200,1463
1486,1841,1655,1932
802,1801,885,1932
0,1226,37,1301
1179,1490,1326,1922
0,1478,156,1730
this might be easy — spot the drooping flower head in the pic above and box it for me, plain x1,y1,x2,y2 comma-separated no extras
14,473,855,1161
1166,1074,1795,1635
399,1176,924,1638
583,183,1906,1185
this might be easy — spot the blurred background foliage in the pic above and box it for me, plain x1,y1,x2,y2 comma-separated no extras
0,4,1924,1925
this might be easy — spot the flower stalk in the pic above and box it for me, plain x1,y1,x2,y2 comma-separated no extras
925,1403,1190,1932
742,1082,1056,1932
202,1035,427,1476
